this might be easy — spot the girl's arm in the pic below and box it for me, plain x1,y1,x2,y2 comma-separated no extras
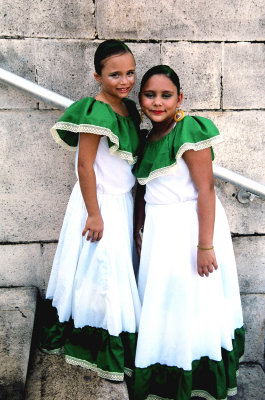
183,148,218,277
78,132,103,242
134,183,146,256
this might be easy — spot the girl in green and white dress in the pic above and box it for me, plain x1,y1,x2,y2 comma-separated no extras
41,40,141,381
133,65,244,400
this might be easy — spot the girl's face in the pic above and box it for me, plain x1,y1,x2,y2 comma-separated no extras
140,74,183,124
94,52,135,100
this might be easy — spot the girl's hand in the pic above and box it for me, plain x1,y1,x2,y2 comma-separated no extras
134,225,144,257
135,233,142,257
197,249,218,277
82,214,104,242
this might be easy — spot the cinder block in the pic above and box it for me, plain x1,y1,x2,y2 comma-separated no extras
35,40,98,109
0,111,76,242
161,43,222,109
241,294,265,366
125,42,161,102
41,243,57,297
0,287,37,400
0,39,37,109
24,349,129,400
36,41,161,108
223,43,265,109
234,365,265,400
190,111,265,234
1,0,95,39
0,244,42,289
214,180,265,234
96,0,265,41
233,237,265,294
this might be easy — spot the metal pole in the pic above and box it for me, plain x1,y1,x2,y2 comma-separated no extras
213,165,265,198
0,68,73,110
1,67,265,198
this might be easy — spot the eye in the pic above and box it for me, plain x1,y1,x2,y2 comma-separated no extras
109,72,119,78
143,93,154,98
127,71,135,77
162,93,173,99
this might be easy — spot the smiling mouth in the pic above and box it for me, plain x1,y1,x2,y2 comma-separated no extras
151,110,164,114
117,87,130,92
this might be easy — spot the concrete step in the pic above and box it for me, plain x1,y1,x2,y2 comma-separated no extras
233,364,265,400
1,286,264,400
24,350,265,400
24,348,129,400
0,287,37,400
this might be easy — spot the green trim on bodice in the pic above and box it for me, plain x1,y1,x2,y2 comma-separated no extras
134,116,222,184
50,97,140,165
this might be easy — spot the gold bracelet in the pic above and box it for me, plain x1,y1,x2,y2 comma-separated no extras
197,245,214,250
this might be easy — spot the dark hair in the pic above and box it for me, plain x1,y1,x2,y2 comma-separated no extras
139,65,181,94
94,39,134,75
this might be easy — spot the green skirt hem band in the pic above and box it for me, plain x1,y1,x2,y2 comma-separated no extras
40,299,137,382
66,354,125,381
133,326,245,400
145,387,237,400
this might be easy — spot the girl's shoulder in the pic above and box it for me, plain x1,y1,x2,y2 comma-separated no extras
65,97,140,127
50,97,140,164
175,115,221,146
134,115,223,184
63,96,116,125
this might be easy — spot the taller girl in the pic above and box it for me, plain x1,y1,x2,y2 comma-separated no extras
133,65,244,400
42,40,141,381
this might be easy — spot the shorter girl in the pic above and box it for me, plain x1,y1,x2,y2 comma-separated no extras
133,65,244,400
41,40,141,382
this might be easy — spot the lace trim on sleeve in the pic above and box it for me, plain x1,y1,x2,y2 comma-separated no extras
137,135,223,185
50,121,137,165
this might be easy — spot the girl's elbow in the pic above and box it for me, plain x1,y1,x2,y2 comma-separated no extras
198,182,215,196
78,161,93,177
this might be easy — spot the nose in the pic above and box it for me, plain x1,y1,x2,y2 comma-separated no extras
120,74,129,85
153,96,162,106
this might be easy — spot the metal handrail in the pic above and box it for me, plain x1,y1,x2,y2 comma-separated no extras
1,67,265,199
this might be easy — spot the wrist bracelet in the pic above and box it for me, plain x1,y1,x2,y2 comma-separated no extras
197,245,214,250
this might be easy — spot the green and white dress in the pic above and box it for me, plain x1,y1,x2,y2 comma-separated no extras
133,116,244,400
41,97,141,381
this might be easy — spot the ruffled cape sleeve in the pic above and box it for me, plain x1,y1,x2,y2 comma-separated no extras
50,97,140,165
134,115,223,184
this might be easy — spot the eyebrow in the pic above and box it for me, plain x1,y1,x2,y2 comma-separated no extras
109,68,135,73
142,90,174,93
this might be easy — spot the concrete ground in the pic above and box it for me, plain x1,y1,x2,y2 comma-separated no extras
24,348,129,400
0,287,37,400
24,348,265,400
1,287,264,400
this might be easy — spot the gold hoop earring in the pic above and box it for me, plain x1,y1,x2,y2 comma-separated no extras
140,110,144,122
174,109,184,122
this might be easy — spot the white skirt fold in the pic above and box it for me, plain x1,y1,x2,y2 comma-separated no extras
135,197,243,370
46,182,141,337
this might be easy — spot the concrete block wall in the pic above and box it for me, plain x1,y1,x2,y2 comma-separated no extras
0,0,264,373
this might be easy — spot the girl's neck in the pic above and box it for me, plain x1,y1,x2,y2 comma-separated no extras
148,119,175,142
95,91,128,116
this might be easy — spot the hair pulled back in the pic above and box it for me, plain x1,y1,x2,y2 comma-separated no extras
94,39,134,75
140,65,181,94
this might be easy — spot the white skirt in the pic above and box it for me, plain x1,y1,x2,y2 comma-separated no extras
46,181,141,337
135,197,243,370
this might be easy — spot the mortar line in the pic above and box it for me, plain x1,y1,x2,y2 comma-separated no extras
1,36,265,44
1,108,265,113
231,233,265,238
92,0,98,39
0,240,58,245
220,42,224,110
